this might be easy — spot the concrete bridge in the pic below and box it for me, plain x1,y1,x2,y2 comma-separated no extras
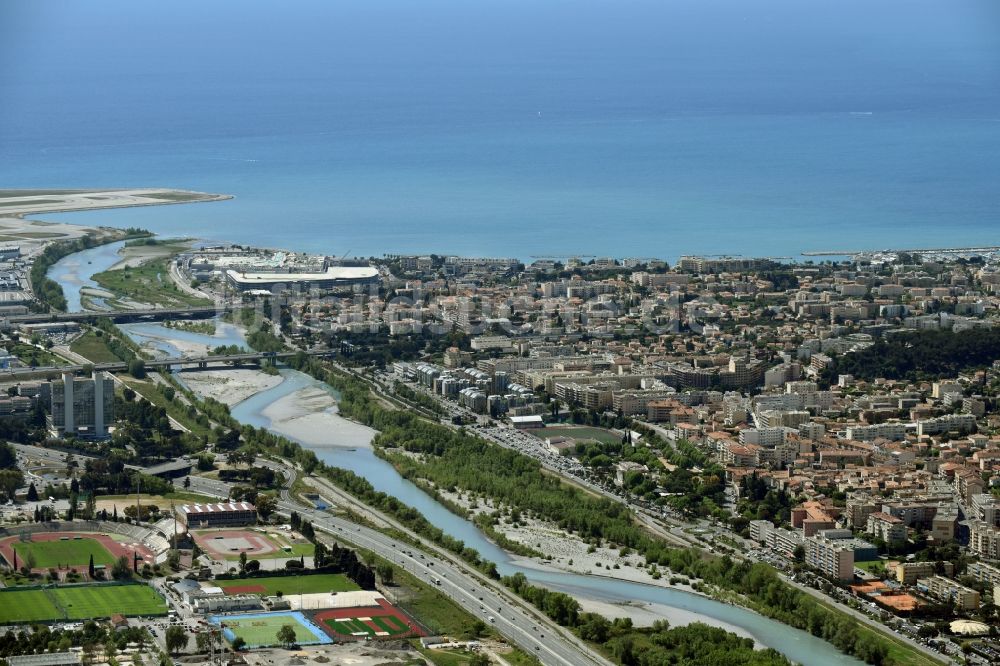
3,305,227,327
0,349,334,381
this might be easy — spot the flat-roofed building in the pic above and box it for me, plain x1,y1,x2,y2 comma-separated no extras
226,266,378,292
866,512,907,548
918,575,980,611
805,533,854,581
895,562,936,586
968,520,1000,559
177,502,257,528
8,654,81,666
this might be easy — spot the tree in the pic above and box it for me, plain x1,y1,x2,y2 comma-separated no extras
245,558,261,573
0,442,15,469
26,482,39,502
183,476,191,489
0,469,24,501
255,493,277,520
468,655,490,666
165,626,188,654
128,358,147,379
230,637,246,651
88,554,95,578
239,551,247,575
276,624,297,648
196,632,212,654
111,555,133,580
376,562,394,585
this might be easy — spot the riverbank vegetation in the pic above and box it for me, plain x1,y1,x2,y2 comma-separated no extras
92,257,211,309
504,572,791,666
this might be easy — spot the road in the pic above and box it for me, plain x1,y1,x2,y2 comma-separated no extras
184,474,611,666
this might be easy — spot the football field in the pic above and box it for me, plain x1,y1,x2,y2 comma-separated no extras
218,573,358,596
0,584,166,624
11,537,116,569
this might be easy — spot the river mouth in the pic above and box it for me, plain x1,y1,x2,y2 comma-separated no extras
108,320,860,664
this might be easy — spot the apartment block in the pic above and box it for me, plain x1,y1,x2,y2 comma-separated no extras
804,534,855,581
917,576,980,611
49,370,115,438
866,512,907,548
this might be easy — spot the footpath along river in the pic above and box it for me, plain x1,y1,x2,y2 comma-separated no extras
109,317,862,665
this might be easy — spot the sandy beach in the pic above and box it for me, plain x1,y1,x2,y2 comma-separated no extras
260,385,377,449
179,368,285,406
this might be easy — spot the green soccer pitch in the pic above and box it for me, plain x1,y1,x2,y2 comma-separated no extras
0,584,166,624
12,538,116,569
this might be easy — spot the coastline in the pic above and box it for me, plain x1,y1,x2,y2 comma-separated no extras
0,188,232,219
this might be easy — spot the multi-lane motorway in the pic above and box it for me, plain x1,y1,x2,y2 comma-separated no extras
184,474,611,666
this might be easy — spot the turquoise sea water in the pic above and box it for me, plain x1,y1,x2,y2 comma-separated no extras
1,0,998,259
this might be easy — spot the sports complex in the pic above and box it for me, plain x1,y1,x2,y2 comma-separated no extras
208,575,423,647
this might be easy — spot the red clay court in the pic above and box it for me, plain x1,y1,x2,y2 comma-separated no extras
193,529,280,559
0,532,154,573
312,598,424,640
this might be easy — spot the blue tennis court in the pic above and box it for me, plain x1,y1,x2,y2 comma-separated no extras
210,611,332,647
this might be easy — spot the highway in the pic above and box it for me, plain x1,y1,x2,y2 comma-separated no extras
183,474,611,666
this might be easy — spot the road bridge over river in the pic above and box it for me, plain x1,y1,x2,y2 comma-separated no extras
0,349,334,381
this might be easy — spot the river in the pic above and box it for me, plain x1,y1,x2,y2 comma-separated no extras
108,318,860,665
45,240,128,312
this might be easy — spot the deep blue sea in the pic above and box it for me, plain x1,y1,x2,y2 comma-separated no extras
1,0,998,260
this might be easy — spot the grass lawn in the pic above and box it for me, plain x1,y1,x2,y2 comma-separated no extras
0,584,165,623
502,650,543,666
218,573,358,596
855,559,888,574
392,565,485,638
70,330,124,364
417,648,484,666
93,257,211,308
532,426,622,446
98,491,218,506
13,537,116,568
8,342,68,368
